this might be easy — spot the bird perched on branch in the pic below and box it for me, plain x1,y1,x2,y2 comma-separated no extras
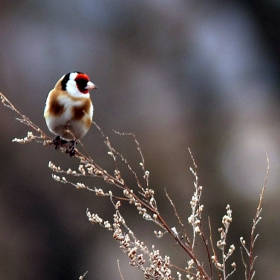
44,72,98,156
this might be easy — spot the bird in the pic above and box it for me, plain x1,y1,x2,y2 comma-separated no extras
44,72,98,156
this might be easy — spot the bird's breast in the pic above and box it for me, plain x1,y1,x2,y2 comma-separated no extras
71,98,93,121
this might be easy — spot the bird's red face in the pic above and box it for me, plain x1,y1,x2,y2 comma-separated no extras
75,73,91,94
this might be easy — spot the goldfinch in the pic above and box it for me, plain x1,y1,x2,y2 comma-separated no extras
44,72,98,156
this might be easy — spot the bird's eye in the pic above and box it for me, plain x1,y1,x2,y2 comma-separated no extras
76,77,88,88
75,73,90,93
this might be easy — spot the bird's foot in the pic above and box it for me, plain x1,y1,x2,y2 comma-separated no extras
66,140,78,157
53,136,77,157
53,136,68,149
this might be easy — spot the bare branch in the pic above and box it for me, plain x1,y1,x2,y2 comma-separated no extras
117,260,125,280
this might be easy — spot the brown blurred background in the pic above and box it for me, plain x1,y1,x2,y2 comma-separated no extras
1,1,280,279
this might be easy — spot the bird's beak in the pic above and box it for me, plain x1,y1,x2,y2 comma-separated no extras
85,81,98,90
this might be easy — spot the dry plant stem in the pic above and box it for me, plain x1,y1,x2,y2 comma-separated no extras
7,93,270,280
168,263,196,277
164,189,188,241
240,248,248,280
78,271,88,280
157,215,210,278
1,92,210,278
108,198,175,279
0,92,50,142
201,230,213,278
117,260,125,280
98,136,210,277
165,184,213,278
188,148,213,277
241,153,269,280
3,91,267,280
209,217,223,280
93,123,210,277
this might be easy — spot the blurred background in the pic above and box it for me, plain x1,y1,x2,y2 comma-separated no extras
0,0,280,279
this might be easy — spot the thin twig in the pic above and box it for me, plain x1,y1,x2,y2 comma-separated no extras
164,188,185,230
78,271,88,280
247,153,269,280
117,260,125,280
208,217,222,280
113,130,150,189
164,188,186,234
240,152,269,280
240,247,248,279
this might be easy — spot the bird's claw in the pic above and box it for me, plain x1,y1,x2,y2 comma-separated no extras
66,140,77,157
53,135,68,149
53,136,77,157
